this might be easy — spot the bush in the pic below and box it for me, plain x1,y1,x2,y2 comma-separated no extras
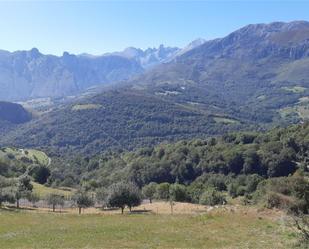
199,188,226,206
155,183,170,201
169,184,188,202
0,176,16,206
254,176,309,214
142,182,157,203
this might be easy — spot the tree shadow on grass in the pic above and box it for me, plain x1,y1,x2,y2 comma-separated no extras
0,205,35,212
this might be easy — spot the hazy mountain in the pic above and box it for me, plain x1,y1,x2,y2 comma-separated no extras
0,41,206,101
105,44,180,68
0,48,143,101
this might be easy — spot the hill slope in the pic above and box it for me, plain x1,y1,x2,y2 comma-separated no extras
0,101,31,135
0,89,247,155
131,21,309,124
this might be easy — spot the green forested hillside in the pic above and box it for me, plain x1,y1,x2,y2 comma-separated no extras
1,89,248,156
47,123,308,189
130,21,309,124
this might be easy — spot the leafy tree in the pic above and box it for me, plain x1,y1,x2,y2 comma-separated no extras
106,182,141,214
206,174,228,191
155,183,170,201
243,149,260,174
15,175,33,208
246,174,263,193
73,190,94,214
29,165,50,184
0,176,15,207
226,151,244,174
199,188,226,206
46,194,64,212
169,184,188,202
96,188,108,208
142,182,157,203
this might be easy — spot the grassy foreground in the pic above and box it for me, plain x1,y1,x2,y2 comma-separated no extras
0,208,296,249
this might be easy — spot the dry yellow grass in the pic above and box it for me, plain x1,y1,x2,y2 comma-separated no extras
18,201,286,223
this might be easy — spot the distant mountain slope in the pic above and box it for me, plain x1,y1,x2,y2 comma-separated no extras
0,48,143,101
0,101,31,124
131,21,309,124
0,101,31,135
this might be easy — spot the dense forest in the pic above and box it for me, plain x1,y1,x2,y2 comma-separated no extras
1,89,251,155
38,122,307,186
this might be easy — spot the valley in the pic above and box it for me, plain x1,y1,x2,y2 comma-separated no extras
0,18,309,249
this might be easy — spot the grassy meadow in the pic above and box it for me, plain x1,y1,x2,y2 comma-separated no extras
0,204,298,249
32,182,74,199
0,147,50,166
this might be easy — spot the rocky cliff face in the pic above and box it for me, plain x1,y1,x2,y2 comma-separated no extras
182,21,309,60
106,45,180,68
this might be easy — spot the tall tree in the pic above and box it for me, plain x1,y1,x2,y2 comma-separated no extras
73,190,94,214
46,194,64,212
15,176,33,208
107,182,141,214
142,182,157,203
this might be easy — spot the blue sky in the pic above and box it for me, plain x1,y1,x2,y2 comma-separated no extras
0,1,309,55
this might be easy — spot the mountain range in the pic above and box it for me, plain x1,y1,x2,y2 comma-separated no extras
0,21,308,155
0,41,207,102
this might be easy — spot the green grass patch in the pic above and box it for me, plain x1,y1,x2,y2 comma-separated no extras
281,86,307,93
32,182,74,199
214,117,239,124
72,104,102,111
0,211,294,249
257,95,266,100
0,147,49,166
